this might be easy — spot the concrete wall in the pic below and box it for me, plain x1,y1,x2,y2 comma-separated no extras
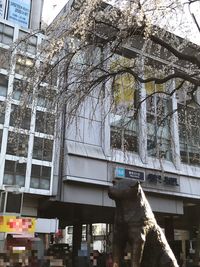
30,0,44,29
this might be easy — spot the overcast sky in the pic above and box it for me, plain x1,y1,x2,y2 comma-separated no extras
42,0,67,24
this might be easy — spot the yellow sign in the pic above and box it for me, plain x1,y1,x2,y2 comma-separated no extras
0,216,35,233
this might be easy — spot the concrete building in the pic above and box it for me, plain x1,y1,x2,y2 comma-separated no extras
1,0,200,266
0,0,58,259
40,1,200,265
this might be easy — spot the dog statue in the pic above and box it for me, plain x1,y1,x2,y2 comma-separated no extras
108,179,179,267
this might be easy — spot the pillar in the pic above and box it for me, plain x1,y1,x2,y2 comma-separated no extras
72,223,82,267
165,216,175,257
165,216,174,243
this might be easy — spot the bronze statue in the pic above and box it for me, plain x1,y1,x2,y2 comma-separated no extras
108,179,179,267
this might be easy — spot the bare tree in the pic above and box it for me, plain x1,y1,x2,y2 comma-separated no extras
6,0,200,194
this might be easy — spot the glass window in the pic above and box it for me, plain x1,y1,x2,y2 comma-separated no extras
18,30,37,54
35,111,55,135
146,92,172,161
110,121,138,152
30,165,51,190
178,104,200,165
10,104,31,130
0,48,11,69
15,55,34,75
33,137,53,161
145,63,172,161
0,23,14,45
0,74,8,97
0,129,3,151
110,55,138,153
0,101,5,124
37,87,56,109
7,132,29,157
7,0,31,29
12,79,33,103
40,63,58,86
3,160,26,186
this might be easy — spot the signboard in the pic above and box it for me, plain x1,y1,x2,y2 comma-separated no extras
0,0,6,19
7,0,31,28
115,167,145,181
0,216,35,233
147,174,179,186
35,218,58,234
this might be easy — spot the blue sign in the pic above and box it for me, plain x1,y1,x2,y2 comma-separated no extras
115,167,145,181
7,0,31,28
115,167,125,178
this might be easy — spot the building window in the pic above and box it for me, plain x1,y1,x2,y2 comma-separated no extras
0,101,5,124
37,87,56,109
178,104,200,165
146,91,172,161
12,79,32,102
0,129,3,151
7,0,31,29
0,23,14,45
30,165,51,190
33,137,53,162
7,132,29,157
3,160,26,187
18,30,37,54
110,124,138,152
0,48,11,69
35,111,55,135
10,104,31,130
110,55,138,153
144,62,172,161
0,74,8,97
40,63,58,86
15,55,34,76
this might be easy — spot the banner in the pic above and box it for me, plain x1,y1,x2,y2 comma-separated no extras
0,216,36,233
0,0,6,19
7,0,31,28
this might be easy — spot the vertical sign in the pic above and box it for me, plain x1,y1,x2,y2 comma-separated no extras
0,0,6,19
7,0,31,28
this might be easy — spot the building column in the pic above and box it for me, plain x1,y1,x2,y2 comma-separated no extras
165,216,174,241
72,223,82,267
138,82,147,164
165,216,175,253
170,79,181,169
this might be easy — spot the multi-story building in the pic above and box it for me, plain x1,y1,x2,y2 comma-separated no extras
1,0,200,265
0,0,58,257
39,1,200,266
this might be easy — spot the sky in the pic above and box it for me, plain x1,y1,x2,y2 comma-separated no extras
42,0,68,24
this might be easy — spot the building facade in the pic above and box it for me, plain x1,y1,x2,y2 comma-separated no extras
1,0,200,265
0,0,59,258
39,1,200,265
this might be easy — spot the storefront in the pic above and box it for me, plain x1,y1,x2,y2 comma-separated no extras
0,215,59,266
